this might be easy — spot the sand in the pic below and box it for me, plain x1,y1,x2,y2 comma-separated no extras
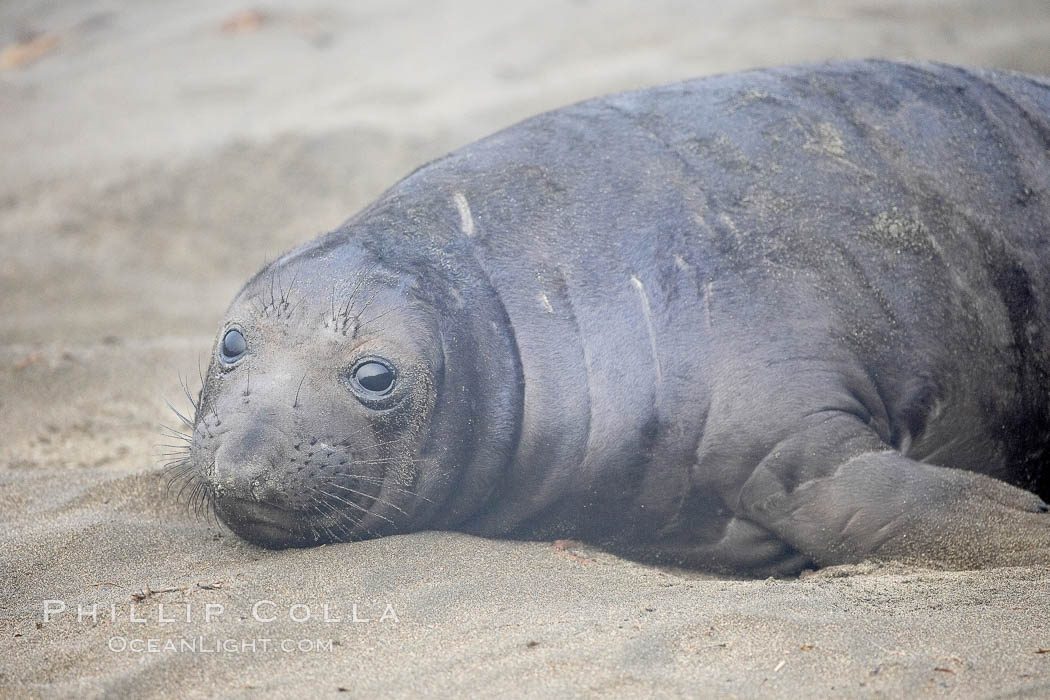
2,0,1049,697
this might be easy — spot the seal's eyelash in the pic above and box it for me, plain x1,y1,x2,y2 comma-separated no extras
353,305,403,333
323,265,384,335
252,266,305,321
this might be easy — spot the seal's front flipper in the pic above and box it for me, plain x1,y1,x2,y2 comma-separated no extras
733,412,1050,569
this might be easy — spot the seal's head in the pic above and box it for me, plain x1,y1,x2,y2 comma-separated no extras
182,225,521,548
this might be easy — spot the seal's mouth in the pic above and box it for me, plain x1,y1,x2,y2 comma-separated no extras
214,497,320,549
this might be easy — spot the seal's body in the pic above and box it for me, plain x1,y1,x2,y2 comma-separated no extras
185,61,1050,574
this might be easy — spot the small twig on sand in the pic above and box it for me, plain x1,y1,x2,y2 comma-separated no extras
131,584,184,601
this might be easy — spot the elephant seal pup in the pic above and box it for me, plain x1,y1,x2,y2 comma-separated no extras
180,60,1050,575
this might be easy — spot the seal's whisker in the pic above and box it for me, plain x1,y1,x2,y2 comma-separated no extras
328,424,379,446
158,435,192,446
314,496,358,533
285,292,308,320
325,473,385,483
317,491,383,541
157,451,191,463
354,305,404,332
175,472,202,504
186,479,203,518
191,480,205,515
308,505,340,542
273,268,281,312
306,501,348,545
207,495,219,526
315,514,340,541
161,457,191,469
307,485,371,517
164,476,192,492
164,470,194,491
181,477,197,506
156,443,193,452
197,354,207,395
157,440,191,452
163,396,194,428
323,483,409,515
156,445,191,457
349,456,431,466
178,371,200,415
158,425,193,442
346,434,416,452
198,485,214,521
282,264,301,305
309,495,358,539
293,373,307,409
308,485,395,525
321,473,431,501
193,481,211,519
161,474,193,491
162,461,194,489
324,425,394,448
340,263,379,320
323,472,391,486
346,289,380,330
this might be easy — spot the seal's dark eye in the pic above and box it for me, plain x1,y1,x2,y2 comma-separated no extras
352,360,395,396
220,328,247,364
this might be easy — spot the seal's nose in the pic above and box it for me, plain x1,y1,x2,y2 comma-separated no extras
212,422,287,504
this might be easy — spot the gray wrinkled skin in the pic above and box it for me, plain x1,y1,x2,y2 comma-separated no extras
187,60,1050,575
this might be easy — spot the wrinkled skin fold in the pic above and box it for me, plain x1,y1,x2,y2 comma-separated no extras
179,60,1050,576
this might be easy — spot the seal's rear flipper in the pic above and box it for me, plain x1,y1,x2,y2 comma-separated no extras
734,412,1050,569
621,517,815,577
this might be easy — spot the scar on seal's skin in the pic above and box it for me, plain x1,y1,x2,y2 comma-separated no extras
704,281,714,330
719,212,741,247
630,274,662,385
539,293,554,314
453,192,475,237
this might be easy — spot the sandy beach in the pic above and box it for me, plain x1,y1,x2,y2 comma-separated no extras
2,1,1050,696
